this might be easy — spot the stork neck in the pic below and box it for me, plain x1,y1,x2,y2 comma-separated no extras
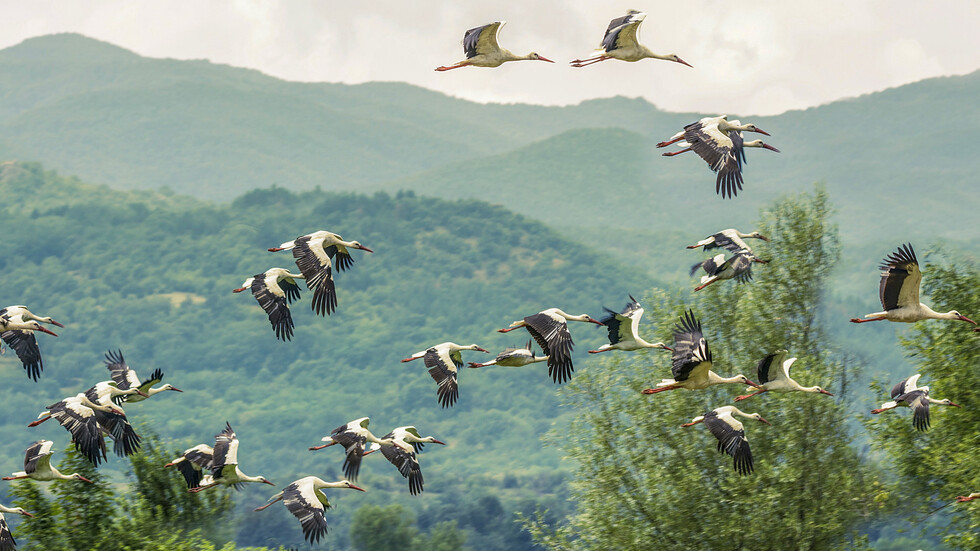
708,372,744,385
636,337,668,349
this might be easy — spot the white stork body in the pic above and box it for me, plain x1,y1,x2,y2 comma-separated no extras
570,10,692,68
497,308,603,384
3,440,93,483
401,342,489,407
642,310,760,394
687,229,770,253
870,374,960,431
468,340,548,368
233,268,306,341
309,417,394,480
0,503,32,551
851,244,976,325
589,296,672,354
0,306,62,382
269,230,372,316
681,405,770,475
254,477,365,544
435,21,554,71
103,349,182,402
691,249,766,292
27,393,125,466
190,422,274,492
165,444,214,489
365,426,446,495
83,382,143,458
734,350,833,402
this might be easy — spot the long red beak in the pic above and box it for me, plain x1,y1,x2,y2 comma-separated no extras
263,480,276,486
35,326,58,337
19,511,34,517
753,128,771,136
476,347,489,353
745,379,763,389
164,462,175,468
662,345,674,352
589,317,604,326
170,386,184,392
432,439,447,445
48,319,65,328
757,417,772,426
79,476,93,483
349,484,366,492
819,389,835,396
675,57,693,68
763,144,781,153
948,402,962,408
958,315,977,325
537,56,555,63
357,245,374,253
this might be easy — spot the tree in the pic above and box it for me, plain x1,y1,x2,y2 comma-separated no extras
350,504,419,551
51,445,116,551
526,187,878,550
9,479,65,551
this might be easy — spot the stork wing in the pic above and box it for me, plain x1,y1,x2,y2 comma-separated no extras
524,312,575,384
878,243,920,311
705,411,753,475
284,480,330,544
730,254,754,284
324,243,355,272
293,236,336,316
0,512,14,551
212,422,239,476
24,440,54,474
756,350,788,385
903,391,931,431
49,400,107,466
251,275,295,341
601,10,644,50
174,444,213,488
891,374,922,399
464,21,504,58
707,230,750,254
671,310,712,382
424,348,460,408
1,330,43,381
95,410,141,457
104,349,140,390
684,124,743,199
381,442,425,495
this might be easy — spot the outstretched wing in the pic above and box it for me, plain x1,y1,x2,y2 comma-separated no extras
705,411,753,475
293,236,337,316
284,481,330,544
381,443,425,495
671,310,711,382
424,348,460,408
464,21,504,58
878,243,920,311
251,275,295,341
104,349,141,390
24,440,54,474
524,313,574,384
1,330,43,381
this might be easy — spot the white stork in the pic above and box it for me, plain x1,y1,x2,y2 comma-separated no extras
364,426,446,495
233,268,305,341
850,244,976,325
0,306,62,382
690,249,767,292
189,422,274,492
2,440,93,483
957,493,980,502
165,444,213,489
686,229,770,254
657,117,778,199
870,374,960,431
268,230,373,316
570,10,692,68
0,503,32,551
435,21,554,71
254,477,365,544
588,295,672,354
309,417,393,480
401,343,489,407
84,381,145,457
641,310,761,394
734,350,833,402
681,405,770,475
497,308,603,384
468,340,548,368
103,349,181,401
27,393,126,466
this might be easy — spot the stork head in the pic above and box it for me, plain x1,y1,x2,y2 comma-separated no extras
740,124,770,136
72,473,94,483
743,140,780,152
750,413,771,426
939,399,961,408
668,54,693,68
467,345,489,353
811,386,834,397
258,476,275,486
161,384,183,393
349,241,374,253
747,232,770,242
948,311,977,325
424,436,447,445
40,316,65,328
5,507,32,517
340,480,366,492
528,53,554,63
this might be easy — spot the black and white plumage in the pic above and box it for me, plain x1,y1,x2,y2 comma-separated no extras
657,117,778,199
435,21,554,70
233,268,305,341
686,229,770,254
734,350,833,402
366,426,446,496
2,440,93,483
0,306,62,382
497,308,603,384
268,230,373,316
570,10,692,68
401,342,489,407
190,422,274,492
0,504,32,551
642,310,760,394
682,405,770,475
104,349,182,401
254,477,365,544
690,249,767,292
468,340,549,369
165,444,214,489
588,296,672,354
871,374,960,431
84,382,143,457
308,417,392,480
27,394,126,466
851,244,976,325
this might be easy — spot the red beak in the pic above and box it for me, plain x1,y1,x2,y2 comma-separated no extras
589,317,604,326
19,511,34,517
763,144,781,153
48,319,65,328
537,56,555,63
958,315,977,325
169,386,184,392
948,402,962,408
349,483,366,492
757,417,772,426
753,128,771,136
675,57,693,68
79,476,94,483
819,389,835,396
35,326,58,337
745,379,763,389
432,439,447,445
476,347,489,353
263,479,276,486
357,245,374,253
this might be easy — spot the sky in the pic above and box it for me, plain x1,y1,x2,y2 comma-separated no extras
2,0,978,115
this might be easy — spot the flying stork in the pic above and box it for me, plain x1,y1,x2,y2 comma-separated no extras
657,117,778,199
468,340,548,369
588,295,672,354
103,349,182,401
570,10,692,68
84,381,146,457
364,426,446,495
687,229,770,254
28,393,126,466
690,249,767,292
0,503,32,551
3,440,93,483
165,444,213,489
734,350,833,402
435,21,554,71
268,230,373,316
641,310,761,394
309,417,393,480
401,342,489,407
190,423,274,492
497,308,603,384
233,268,306,341
681,405,770,475
254,477,365,544
870,374,960,431
0,306,62,381
850,244,976,325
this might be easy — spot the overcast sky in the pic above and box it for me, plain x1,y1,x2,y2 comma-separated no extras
3,0,978,115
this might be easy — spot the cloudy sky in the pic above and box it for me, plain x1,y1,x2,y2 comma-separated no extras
3,0,978,115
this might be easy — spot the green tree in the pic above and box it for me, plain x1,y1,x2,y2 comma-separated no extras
9,479,65,551
527,188,878,550
415,520,467,551
50,445,116,551
350,504,419,551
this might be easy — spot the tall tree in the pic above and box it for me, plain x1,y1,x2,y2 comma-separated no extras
50,446,115,551
527,187,877,550
9,479,65,551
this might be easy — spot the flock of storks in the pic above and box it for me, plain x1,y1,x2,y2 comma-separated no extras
1,9,978,548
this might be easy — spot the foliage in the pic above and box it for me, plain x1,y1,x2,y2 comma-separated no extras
349,504,467,551
526,188,879,550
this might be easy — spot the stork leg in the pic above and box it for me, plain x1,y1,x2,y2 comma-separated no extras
189,482,219,493
27,415,52,427
641,385,679,394
662,148,692,157
496,327,522,333
308,441,337,451
254,492,285,511
400,356,422,363
435,63,469,72
870,405,897,414
1,475,28,480
656,136,685,148
849,317,885,323
587,348,612,354
570,56,610,67
734,389,767,402
694,277,719,292
680,419,704,427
